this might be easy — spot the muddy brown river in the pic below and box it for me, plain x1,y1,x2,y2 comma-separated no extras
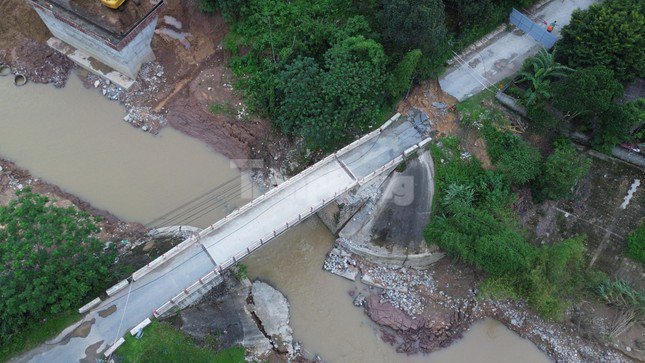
246,218,550,362
0,74,550,362
0,75,243,226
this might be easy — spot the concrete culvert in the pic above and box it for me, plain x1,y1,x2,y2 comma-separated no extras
14,74,27,86
0,65,10,76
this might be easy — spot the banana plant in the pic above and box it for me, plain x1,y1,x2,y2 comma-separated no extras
517,48,572,106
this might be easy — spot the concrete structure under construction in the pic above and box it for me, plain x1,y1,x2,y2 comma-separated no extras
30,0,163,88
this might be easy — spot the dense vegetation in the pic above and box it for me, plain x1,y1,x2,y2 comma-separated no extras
0,189,114,345
116,321,245,363
200,0,537,151
516,53,643,152
557,0,644,82
425,137,589,319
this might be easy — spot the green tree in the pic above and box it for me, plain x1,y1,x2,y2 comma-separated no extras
0,189,113,343
517,48,572,107
276,57,324,135
557,0,645,82
535,139,591,201
199,0,248,19
593,99,644,152
387,49,422,99
445,0,495,31
552,66,625,122
382,0,448,64
276,36,387,150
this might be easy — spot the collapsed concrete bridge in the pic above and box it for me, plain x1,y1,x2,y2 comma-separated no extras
20,113,431,362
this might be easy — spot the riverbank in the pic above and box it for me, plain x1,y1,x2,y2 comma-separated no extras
324,243,629,362
0,158,144,241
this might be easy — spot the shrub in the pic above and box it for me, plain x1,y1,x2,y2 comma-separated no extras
626,224,645,264
535,138,591,201
483,127,542,185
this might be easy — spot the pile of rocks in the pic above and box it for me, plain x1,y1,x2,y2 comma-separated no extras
122,106,165,132
323,247,359,281
135,62,165,94
89,75,123,101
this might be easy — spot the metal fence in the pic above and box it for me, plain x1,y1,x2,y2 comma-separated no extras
509,8,557,48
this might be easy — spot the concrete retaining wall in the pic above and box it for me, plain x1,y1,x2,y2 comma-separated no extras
106,279,129,297
129,318,151,336
340,239,445,269
103,337,125,357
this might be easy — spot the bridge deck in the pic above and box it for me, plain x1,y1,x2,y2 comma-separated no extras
202,160,354,262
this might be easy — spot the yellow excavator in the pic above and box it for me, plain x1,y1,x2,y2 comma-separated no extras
100,0,126,9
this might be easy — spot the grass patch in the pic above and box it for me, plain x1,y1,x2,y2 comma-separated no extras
626,224,645,264
0,310,81,362
115,321,245,363
596,279,645,314
209,102,236,116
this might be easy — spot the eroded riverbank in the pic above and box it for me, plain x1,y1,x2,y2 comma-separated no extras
245,218,552,362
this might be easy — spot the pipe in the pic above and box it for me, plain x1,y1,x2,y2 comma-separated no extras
14,74,27,86
0,65,10,76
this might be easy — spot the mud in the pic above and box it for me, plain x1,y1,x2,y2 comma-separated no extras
0,0,72,87
98,305,117,318
70,320,94,339
79,340,103,363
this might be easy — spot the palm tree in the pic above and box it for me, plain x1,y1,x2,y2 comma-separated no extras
517,48,572,106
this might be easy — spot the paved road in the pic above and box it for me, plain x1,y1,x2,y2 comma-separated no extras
17,115,428,363
439,0,597,101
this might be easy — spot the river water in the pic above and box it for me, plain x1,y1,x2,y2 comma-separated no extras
0,75,243,227
246,218,551,363
0,74,550,362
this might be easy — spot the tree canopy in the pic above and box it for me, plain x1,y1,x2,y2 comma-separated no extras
552,66,625,121
276,36,387,150
0,189,113,343
382,0,448,56
557,0,645,82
